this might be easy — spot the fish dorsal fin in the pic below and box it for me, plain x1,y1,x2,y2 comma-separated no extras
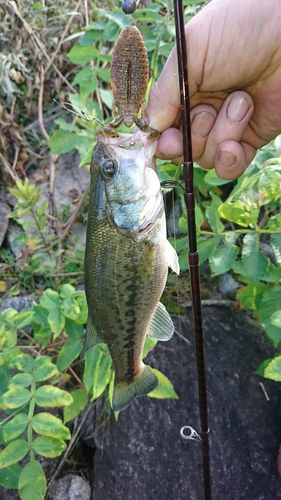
147,302,174,341
84,318,103,351
166,240,180,275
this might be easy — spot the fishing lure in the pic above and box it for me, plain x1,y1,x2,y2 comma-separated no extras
105,26,159,140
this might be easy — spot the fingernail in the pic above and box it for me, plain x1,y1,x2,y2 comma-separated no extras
191,111,216,137
219,151,236,167
227,95,251,121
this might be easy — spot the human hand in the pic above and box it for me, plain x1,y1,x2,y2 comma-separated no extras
146,0,281,179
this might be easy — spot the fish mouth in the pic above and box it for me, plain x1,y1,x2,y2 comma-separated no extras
138,221,155,234
137,205,164,234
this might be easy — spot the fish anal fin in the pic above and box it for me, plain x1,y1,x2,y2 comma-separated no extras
84,317,103,352
147,302,174,341
112,365,158,412
166,240,180,275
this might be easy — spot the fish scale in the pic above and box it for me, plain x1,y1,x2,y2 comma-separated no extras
84,132,179,411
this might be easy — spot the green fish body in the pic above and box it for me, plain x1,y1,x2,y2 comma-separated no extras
84,131,179,411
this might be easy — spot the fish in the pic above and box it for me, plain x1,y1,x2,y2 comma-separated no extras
84,130,179,412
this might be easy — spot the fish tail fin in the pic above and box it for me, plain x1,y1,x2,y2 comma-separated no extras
113,365,158,412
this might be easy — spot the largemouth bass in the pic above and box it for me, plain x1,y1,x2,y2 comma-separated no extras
84,130,179,412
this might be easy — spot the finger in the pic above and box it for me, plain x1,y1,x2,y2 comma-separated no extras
214,140,257,180
197,91,254,170
154,104,217,160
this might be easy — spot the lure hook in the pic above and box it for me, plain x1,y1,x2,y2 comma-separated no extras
180,425,202,444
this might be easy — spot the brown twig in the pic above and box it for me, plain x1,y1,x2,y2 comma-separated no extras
38,66,50,142
60,182,90,242
46,401,94,491
8,1,77,95
0,153,18,181
44,0,83,75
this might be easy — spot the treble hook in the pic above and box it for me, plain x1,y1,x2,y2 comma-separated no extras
180,425,202,443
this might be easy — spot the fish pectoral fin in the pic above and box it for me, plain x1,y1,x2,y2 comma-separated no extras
113,365,158,412
147,302,174,341
166,240,180,275
84,318,103,351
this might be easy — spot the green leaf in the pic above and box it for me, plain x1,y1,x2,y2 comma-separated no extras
63,389,88,424
257,286,281,346
40,288,65,335
254,358,271,376
56,339,83,372
0,387,31,409
33,360,59,382
9,354,34,372
209,239,239,275
61,297,80,320
148,368,178,399
60,283,76,299
99,88,114,109
270,234,281,264
237,283,268,310
79,29,101,45
34,385,73,408
218,199,258,227
241,233,268,283
264,356,281,381
142,337,157,360
18,460,47,500
83,345,112,397
0,439,29,469
48,130,82,155
204,169,231,186
0,463,21,489
12,310,34,329
32,436,66,458
32,412,71,440
67,45,98,64
8,373,33,388
270,310,281,328
205,193,224,233
3,414,29,442
31,303,49,326
197,236,221,264
32,2,43,10
64,318,84,339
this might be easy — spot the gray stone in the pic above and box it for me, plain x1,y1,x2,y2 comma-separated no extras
218,273,240,300
0,202,11,246
0,295,35,313
92,307,281,500
48,474,91,500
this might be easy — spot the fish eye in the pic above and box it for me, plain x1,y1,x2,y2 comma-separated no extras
101,159,118,179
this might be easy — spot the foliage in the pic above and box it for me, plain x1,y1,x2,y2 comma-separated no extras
1,177,85,294
161,137,281,381
0,283,177,496
48,1,202,165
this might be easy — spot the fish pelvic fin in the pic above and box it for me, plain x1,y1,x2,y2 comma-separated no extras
166,240,180,275
147,302,174,341
84,317,103,352
113,365,158,412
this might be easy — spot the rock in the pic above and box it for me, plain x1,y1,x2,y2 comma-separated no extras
218,273,240,300
0,202,11,246
92,307,281,500
0,295,36,313
48,474,91,500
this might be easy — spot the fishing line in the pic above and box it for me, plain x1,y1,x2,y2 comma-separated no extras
161,172,189,411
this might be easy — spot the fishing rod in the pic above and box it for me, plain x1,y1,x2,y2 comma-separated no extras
172,1,212,498
121,0,212,497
